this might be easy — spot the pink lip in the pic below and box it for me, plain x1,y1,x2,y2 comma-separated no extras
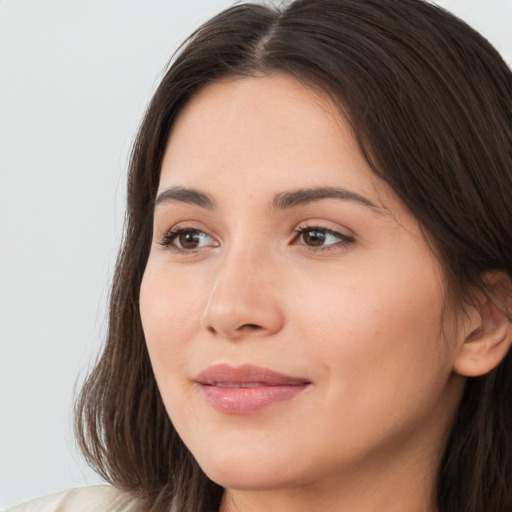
194,364,310,414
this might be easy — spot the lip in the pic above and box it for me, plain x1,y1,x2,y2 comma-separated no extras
194,364,311,414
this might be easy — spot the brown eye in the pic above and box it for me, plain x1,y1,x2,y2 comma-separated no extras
302,229,327,247
178,230,203,249
160,228,215,251
295,226,354,250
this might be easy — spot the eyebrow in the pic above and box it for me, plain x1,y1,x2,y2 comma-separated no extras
154,186,216,209
270,187,378,210
154,185,379,211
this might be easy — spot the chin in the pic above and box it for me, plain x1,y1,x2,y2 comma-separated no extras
201,460,297,491
189,438,305,491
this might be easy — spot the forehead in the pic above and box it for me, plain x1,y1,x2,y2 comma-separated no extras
159,73,396,215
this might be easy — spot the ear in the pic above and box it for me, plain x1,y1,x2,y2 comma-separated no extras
453,271,512,377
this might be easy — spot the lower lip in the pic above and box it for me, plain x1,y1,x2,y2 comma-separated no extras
200,384,308,414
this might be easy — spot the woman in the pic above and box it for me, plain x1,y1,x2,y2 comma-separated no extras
11,0,512,511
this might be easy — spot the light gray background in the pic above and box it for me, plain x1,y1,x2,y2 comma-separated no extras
1,1,511,509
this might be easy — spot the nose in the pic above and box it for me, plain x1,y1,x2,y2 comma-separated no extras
200,245,285,340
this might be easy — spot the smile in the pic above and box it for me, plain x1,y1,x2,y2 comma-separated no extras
194,364,311,414
214,382,273,388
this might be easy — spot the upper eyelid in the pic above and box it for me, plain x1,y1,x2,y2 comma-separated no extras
157,221,353,236
157,220,212,235
295,220,355,237
294,226,354,242
162,225,213,239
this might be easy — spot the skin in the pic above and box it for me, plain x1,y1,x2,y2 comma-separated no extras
139,73,470,512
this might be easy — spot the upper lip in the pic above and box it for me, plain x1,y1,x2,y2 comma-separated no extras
194,364,310,387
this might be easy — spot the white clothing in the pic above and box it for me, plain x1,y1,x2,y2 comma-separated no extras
7,486,140,512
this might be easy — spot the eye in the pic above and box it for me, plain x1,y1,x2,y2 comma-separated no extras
294,225,354,250
160,227,217,251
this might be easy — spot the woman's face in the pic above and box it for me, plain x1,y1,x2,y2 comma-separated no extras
140,74,465,496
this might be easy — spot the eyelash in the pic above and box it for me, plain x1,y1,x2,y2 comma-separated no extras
293,224,355,251
158,224,354,253
159,225,216,251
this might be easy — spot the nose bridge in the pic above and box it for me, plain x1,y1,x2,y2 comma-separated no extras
201,236,283,338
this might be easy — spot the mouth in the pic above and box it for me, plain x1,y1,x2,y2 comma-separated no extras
194,364,311,414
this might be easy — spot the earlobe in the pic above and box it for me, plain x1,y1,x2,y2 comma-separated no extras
453,272,512,378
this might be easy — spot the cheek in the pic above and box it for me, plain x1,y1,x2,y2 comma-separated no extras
296,248,452,394
287,264,454,462
139,265,204,378
298,256,444,341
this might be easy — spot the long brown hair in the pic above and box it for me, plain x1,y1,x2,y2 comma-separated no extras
75,1,512,511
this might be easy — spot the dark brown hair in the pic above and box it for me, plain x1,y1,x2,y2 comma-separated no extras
75,1,512,511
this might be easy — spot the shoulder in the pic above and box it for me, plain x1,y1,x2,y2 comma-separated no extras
7,486,140,512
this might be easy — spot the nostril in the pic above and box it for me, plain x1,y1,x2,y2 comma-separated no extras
241,324,263,331
206,323,262,337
